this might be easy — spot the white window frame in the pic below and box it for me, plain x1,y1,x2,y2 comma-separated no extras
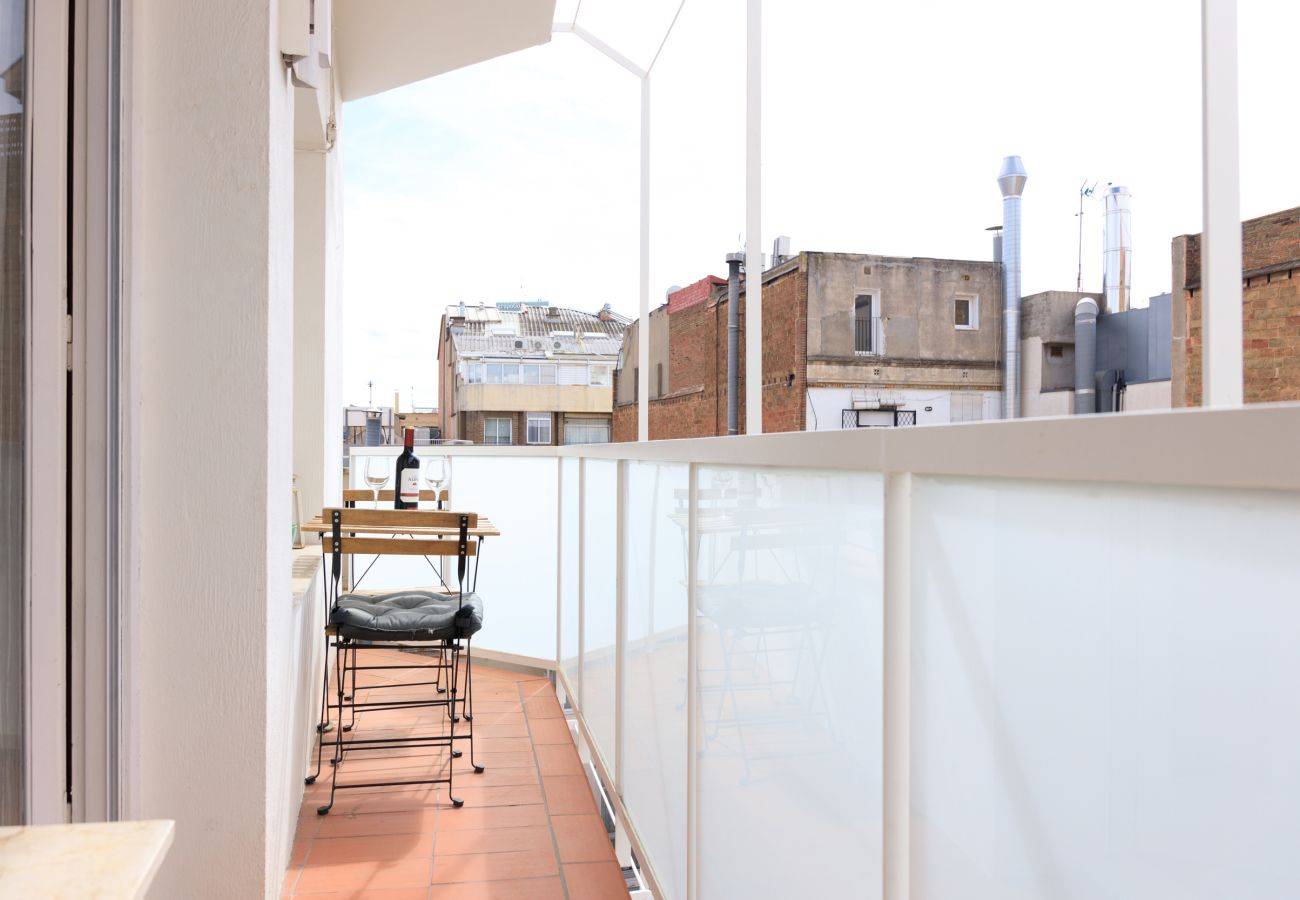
483,417,513,445
589,364,612,387
526,413,552,445
954,293,979,330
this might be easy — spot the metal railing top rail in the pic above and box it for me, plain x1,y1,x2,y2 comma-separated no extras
348,403,1300,492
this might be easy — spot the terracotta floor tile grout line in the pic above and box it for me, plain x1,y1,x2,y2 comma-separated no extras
522,676,574,900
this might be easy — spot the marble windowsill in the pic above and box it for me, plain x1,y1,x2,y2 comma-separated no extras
0,819,174,899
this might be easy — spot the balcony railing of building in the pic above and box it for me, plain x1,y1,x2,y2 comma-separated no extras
342,403,1300,900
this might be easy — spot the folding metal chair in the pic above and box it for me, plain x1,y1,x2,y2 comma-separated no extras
306,507,486,813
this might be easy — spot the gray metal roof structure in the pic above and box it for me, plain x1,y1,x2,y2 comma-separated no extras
446,301,630,360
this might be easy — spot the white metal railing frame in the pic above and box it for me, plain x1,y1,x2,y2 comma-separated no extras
385,402,1300,900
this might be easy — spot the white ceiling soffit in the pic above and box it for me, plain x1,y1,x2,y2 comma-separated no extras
335,0,557,102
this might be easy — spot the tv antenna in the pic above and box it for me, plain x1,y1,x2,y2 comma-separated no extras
1076,180,1098,293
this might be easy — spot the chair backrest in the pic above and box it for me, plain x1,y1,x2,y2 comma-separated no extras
323,508,476,529
321,507,478,597
343,489,374,505
376,489,449,504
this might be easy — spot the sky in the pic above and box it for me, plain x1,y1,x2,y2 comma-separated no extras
340,0,1300,410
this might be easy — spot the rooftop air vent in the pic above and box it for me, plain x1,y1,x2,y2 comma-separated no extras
514,339,524,349
553,341,562,350
532,340,543,351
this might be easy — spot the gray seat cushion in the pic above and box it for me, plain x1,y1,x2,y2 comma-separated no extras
331,590,484,642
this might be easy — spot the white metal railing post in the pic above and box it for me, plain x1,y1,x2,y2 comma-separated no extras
744,0,763,435
615,460,627,799
555,457,563,668
1201,0,1244,407
686,463,700,900
883,473,912,900
577,457,586,708
639,77,651,441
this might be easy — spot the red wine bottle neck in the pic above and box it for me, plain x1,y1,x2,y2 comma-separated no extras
403,428,414,450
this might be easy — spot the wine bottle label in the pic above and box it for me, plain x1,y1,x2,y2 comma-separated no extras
400,469,420,503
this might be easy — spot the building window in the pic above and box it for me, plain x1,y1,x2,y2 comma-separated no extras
955,294,979,330
633,367,639,401
590,364,612,387
854,294,879,355
564,419,611,445
484,417,512,445
656,362,664,398
558,363,588,385
526,413,552,445
841,409,914,428
467,363,484,384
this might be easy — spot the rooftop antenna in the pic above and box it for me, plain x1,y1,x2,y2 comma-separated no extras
1076,180,1098,293
367,380,374,408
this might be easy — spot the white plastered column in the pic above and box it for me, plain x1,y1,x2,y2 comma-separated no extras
126,1,293,896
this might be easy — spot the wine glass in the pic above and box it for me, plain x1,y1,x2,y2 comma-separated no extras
423,456,448,509
363,456,390,507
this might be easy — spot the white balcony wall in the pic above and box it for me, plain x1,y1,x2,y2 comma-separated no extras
448,455,558,662
910,476,1300,900
694,466,885,900
345,448,559,663
622,461,689,900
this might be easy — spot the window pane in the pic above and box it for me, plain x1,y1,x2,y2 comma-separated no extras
487,364,503,384
468,363,483,383
527,414,551,444
955,299,970,327
541,365,556,385
522,364,540,384
0,0,24,824
564,420,611,445
502,364,519,384
590,365,612,387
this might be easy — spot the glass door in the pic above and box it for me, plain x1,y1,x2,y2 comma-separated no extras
0,0,27,825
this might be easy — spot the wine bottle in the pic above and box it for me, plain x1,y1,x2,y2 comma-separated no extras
394,427,420,509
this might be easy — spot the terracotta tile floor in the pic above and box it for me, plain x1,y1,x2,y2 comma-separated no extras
282,649,628,900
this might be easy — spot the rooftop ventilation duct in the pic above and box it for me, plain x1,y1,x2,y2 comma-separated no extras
997,155,1027,419
1102,185,1132,313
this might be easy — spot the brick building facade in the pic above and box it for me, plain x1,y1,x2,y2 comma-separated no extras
615,251,1003,440
613,264,809,441
1172,206,1300,406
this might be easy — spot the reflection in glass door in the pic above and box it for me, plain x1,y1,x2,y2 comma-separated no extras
0,0,26,825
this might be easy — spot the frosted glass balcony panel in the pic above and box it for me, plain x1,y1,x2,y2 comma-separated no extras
911,477,1300,900
581,459,619,771
448,456,558,661
560,457,581,698
695,466,884,900
622,462,690,900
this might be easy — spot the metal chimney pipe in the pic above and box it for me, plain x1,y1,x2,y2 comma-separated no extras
997,156,1027,419
1102,185,1132,313
1073,298,1099,414
726,252,743,435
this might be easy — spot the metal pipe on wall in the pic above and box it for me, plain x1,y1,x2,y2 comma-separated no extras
1102,185,1132,313
744,0,762,435
997,156,1027,419
726,253,742,435
1074,298,1099,414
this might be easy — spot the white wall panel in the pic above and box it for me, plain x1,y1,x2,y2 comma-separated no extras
911,477,1300,900
622,462,690,899
560,457,581,691
694,466,884,900
581,459,619,770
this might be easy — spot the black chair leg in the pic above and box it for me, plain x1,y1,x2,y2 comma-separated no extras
446,643,463,808
305,635,332,785
465,639,484,774
318,641,347,814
